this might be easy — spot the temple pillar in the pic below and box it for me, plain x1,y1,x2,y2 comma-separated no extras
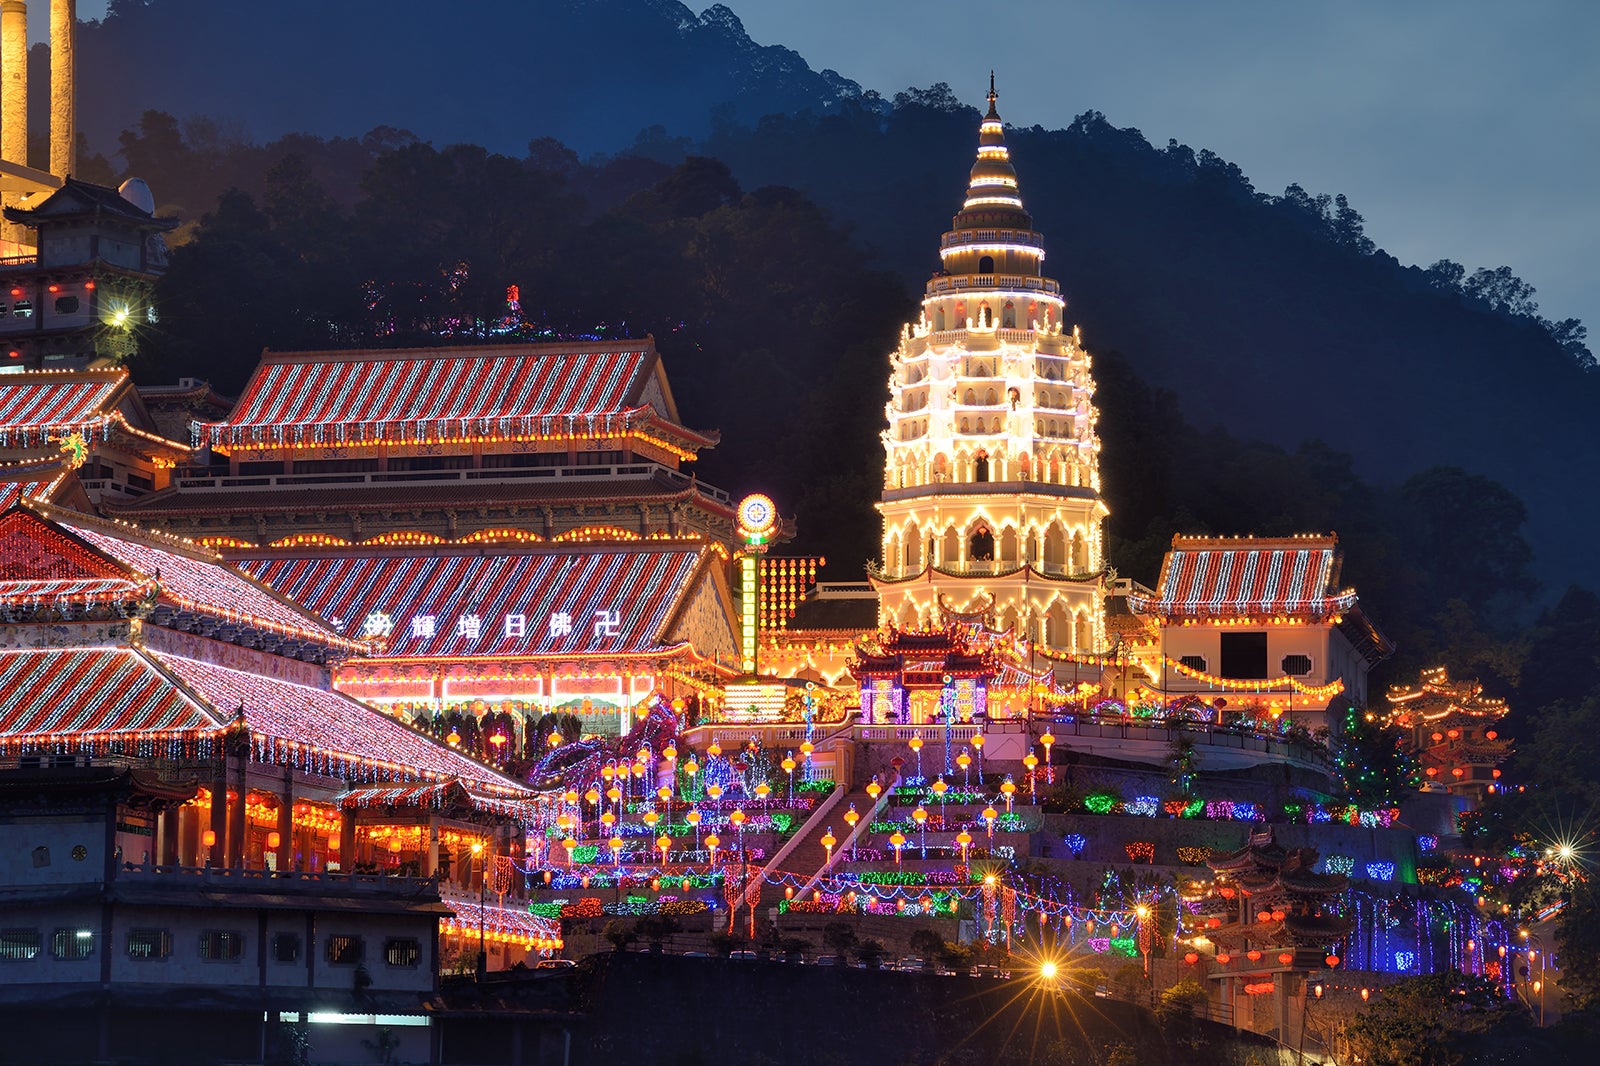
0,0,25,169
339,809,357,869
276,772,295,871
426,815,440,878
48,0,73,178
208,770,227,867
158,807,180,865
227,770,247,869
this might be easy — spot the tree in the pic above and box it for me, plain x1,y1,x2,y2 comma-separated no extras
1333,704,1419,807
601,919,636,953
821,921,857,963
908,928,944,959
855,939,886,969
1343,971,1527,1066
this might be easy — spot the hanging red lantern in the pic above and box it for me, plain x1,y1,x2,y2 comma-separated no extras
1325,954,1340,968
1216,953,1232,965
1184,952,1199,965
1247,950,1262,962
1278,952,1294,966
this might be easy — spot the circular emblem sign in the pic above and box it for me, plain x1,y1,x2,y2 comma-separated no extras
737,493,777,541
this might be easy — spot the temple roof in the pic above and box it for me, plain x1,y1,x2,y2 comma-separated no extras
953,76,1032,232
197,340,717,452
1131,534,1356,620
339,780,537,822
239,544,720,659
3,176,179,230
0,644,535,796
0,500,361,657
0,368,187,453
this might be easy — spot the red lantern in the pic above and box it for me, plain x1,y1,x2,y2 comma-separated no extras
1206,916,1221,929
1485,730,1498,741
1184,952,1199,965
1216,954,1232,965
1271,909,1285,922
1278,952,1294,966
1325,954,1340,968
1247,950,1262,962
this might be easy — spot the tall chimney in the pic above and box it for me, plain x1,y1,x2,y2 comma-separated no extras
0,0,25,168
49,0,72,177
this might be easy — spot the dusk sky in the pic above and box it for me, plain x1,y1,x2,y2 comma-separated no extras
62,1,1596,335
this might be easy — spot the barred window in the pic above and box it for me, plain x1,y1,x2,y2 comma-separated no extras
198,930,245,961
1178,655,1207,673
271,933,301,963
325,935,364,965
52,928,94,959
1281,654,1313,676
127,929,172,960
0,928,40,961
384,938,421,968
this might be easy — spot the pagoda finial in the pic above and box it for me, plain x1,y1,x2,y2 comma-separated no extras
986,71,998,118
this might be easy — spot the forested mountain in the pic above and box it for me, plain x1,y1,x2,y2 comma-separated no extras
53,1,1595,706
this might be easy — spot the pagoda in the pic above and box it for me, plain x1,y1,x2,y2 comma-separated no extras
872,78,1108,654
1201,826,1352,969
1385,666,1512,799
850,625,996,725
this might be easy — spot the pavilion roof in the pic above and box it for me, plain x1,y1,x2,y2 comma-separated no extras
339,781,539,822
239,545,714,658
198,340,716,451
1131,534,1356,620
0,369,189,452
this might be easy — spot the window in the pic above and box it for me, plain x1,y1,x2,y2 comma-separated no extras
969,526,995,562
973,453,989,483
198,930,245,961
1219,632,1269,680
237,461,284,476
52,928,94,960
1178,655,1207,673
0,929,40,961
384,938,421,968
977,255,994,274
127,929,172,960
53,296,79,314
325,935,364,965
11,300,30,318
1281,654,1313,676
272,933,301,962
573,450,623,467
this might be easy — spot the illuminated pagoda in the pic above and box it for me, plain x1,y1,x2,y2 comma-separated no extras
1201,826,1352,969
1126,534,1392,728
1384,666,1511,799
236,538,741,740
872,78,1108,654
0,366,193,505
0,494,552,950
850,625,996,725
108,339,739,549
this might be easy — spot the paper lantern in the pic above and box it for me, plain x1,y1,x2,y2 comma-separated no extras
1278,952,1294,966
1325,954,1340,968
1184,952,1199,965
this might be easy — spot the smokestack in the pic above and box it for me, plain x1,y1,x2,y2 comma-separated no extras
0,0,25,168
49,0,72,177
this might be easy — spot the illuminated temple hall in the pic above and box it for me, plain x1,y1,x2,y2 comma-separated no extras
236,538,740,737
871,80,1108,654
107,339,739,548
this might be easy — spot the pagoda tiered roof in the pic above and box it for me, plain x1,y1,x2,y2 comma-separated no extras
1385,666,1509,729
851,625,996,682
1205,827,1351,947
195,341,718,456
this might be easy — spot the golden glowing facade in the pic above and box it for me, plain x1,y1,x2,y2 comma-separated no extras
873,82,1107,652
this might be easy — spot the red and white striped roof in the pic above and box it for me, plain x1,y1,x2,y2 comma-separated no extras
1136,535,1355,619
201,343,668,449
0,370,124,438
241,547,708,658
0,508,153,605
0,647,212,737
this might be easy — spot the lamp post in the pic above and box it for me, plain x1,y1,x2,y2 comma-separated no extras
782,752,796,801
956,830,972,864
1001,776,1016,813
471,840,487,982
972,732,984,783
956,749,971,789
1134,903,1151,977
913,803,929,858
843,804,859,859
982,804,998,841
890,831,906,865
1040,730,1054,785
821,828,836,870
1023,753,1038,798
909,735,924,780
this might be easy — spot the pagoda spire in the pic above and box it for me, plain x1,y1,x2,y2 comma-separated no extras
956,76,1029,231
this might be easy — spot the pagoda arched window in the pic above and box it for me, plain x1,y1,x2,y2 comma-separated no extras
978,255,994,274
905,527,921,568
974,451,989,482
1075,613,1094,652
1002,302,1016,328
980,305,993,327
960,418,971,434
942,526,961,565
969,525,995,562
999,526,1018,564
934,307,946,331
1043,524,1066,567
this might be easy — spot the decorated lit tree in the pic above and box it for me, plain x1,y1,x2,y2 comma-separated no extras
1333,703,1420,807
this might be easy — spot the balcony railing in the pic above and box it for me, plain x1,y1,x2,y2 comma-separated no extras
170,463,732,503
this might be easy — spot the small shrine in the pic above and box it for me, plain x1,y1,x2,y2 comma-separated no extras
850,625,995,725
1384,666,1512,799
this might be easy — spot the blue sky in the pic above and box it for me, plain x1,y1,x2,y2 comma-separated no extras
707,0,1600,337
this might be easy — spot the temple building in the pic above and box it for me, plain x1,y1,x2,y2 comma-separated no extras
871,81,1108,655
108,339,740,549
234,537,741,738
0,177,176,370
1124,534,1393,727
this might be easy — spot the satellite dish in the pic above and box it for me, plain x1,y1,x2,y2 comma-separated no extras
118,177,156,215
